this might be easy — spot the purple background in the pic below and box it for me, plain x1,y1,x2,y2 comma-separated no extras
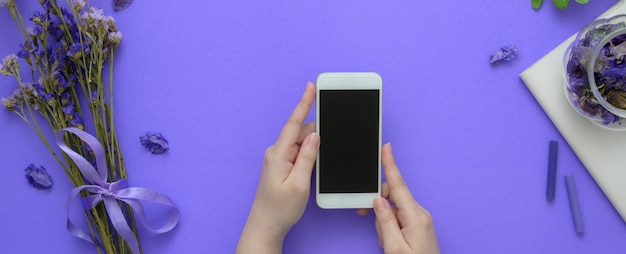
2,1,626,253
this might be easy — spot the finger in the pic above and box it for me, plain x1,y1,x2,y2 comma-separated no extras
356,208,370,216
274,83,315,153
373,197,406,248
375,202,400,248
382,182,390,199
375,217,383,247
382,143,417,211
357,175,391,217
297,122,316,145
286,132,320,185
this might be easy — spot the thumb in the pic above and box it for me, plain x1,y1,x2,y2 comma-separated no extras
288,133,320,185
373,197,405,248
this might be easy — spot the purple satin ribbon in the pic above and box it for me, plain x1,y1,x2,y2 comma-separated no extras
56,127,179,254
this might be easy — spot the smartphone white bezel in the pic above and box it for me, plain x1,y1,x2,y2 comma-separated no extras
315,72,382,209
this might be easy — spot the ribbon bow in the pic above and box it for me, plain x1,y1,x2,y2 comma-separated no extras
56,128,179,254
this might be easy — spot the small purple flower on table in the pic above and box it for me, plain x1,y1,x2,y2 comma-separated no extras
140,132,169,154
490,45,518,64
112,0,133,11
25,164,53,189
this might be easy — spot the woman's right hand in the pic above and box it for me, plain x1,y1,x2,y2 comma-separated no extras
359,143,441,254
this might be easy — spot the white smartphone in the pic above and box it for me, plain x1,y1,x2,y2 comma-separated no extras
316,72,382,209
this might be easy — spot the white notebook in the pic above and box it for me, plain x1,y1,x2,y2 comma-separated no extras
520,0,626,223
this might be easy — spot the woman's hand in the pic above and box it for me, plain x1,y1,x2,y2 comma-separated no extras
236,83,319,254
359,144,441,254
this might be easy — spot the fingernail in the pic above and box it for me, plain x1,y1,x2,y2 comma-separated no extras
373,197,387,213
303,133,320,148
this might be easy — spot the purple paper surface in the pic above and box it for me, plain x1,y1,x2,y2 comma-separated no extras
1,1,626,253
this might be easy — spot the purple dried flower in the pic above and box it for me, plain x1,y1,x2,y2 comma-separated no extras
57,73,70,88
25,164,53,189
29,11,45,24
490,45,518,64
140,132,169,154
70,112,84,128
601,110,620,125
63,101,75,115
112,0,133,11
67,43,83,58
16,49,30,59
41,0,53,11
41,92,55,103
26,26,43,37
60,91,71,104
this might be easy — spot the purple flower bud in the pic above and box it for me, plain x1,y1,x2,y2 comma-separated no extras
25,164,53,189
26,26,43,37
67,43,82,58
140,132,169,154
61,91,71,100
29,11,45,24
55,71,69,88
63,101,75,115
70,112,84,127
490,45,518,65
16,49,30,59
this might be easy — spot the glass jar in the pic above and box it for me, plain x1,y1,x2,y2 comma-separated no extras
563,15,626,130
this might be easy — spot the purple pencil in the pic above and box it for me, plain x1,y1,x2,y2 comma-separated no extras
565,174,585,234
547,141,558,200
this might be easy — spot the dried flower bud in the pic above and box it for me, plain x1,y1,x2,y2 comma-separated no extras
1,97,13,110
72,0,85,12
2,54,18,69
0,63,8,76
1,0,14,8
106,16,118,32
108,31,122,45
140,132,169,154
25,164,53,189
81,7,105,25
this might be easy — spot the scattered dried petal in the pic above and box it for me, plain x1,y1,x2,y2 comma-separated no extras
112,0,133,11
490,45,518,64
140,132,169,154
25,164,53,189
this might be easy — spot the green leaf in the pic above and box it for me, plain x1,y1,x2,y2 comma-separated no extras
532,0,543,9
576,0,589,3
552,0,570,9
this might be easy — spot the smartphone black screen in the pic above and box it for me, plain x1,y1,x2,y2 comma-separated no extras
319,89,379,193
